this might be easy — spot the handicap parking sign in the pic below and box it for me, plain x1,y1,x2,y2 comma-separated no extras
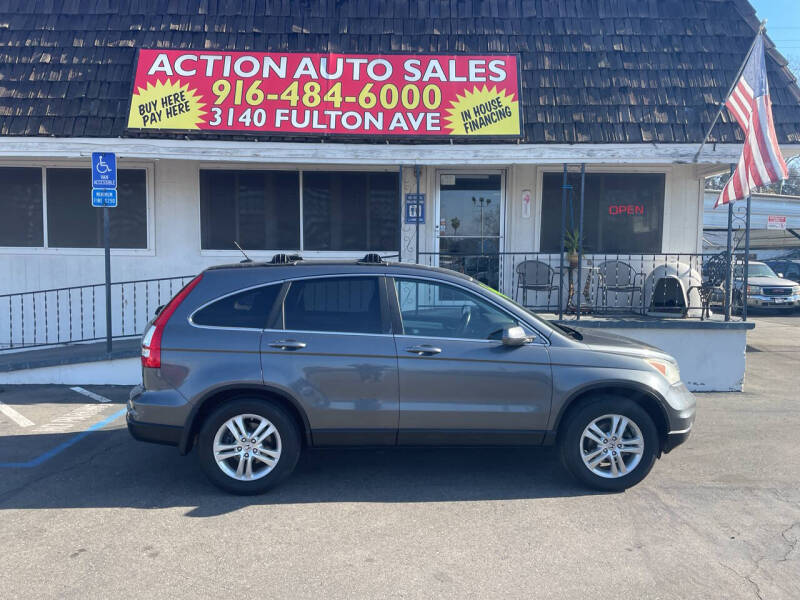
91,152,117,188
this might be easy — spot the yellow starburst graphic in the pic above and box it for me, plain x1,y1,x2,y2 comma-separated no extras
127,79,206,130
444,85,520,136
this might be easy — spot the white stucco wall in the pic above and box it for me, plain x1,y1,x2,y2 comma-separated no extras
501,163,704,255
0,158,706,295
0,148,749,392
399,163,705,264
0,159,404,294
595,326,748,392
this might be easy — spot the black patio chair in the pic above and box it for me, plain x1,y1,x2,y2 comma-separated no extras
596,260,644,312
515,259,558,309
687,252,729,320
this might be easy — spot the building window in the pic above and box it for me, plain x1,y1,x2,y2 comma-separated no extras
540,172,665,254
46,169,147,249
0,167,43,247
303,171,399,251
199,169,399,253
0,166,148,249
200,170,300,250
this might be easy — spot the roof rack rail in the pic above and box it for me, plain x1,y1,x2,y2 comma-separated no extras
359,253,385,264
270,253,303,265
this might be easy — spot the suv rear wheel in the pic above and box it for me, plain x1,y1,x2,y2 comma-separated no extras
560,396,659,492
197,398,301,495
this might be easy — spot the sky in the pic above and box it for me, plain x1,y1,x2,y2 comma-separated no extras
750,0,800,77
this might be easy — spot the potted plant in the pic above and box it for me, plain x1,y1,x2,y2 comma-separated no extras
564,228,581,268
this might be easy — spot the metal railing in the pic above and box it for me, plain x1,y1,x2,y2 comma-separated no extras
0,253,402,352
0,249,749,351
417,251,745,320
0,275,194,350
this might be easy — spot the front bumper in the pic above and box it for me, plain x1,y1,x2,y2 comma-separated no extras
746,293,800,308
662,383,696,453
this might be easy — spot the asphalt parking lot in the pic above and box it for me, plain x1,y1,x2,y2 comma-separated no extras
1,315,799,599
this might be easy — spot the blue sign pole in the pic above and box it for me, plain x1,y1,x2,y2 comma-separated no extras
103,206,112,354
92,152,117,354
414,167,421,264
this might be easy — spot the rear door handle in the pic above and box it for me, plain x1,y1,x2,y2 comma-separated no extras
268,339,307,351
405,345,442,356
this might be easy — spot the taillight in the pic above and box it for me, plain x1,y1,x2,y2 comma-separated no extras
141,274,203,368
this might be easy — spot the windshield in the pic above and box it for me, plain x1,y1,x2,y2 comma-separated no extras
735,264,777,278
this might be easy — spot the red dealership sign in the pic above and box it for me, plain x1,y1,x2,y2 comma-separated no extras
127,50,521,137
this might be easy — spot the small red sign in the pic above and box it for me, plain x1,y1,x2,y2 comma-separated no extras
767,215,787,230
608,204,645,216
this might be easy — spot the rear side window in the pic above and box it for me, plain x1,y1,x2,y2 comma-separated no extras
283,277,385,334
192,285,280,329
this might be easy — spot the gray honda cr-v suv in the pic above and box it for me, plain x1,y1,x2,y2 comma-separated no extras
127,255,695,495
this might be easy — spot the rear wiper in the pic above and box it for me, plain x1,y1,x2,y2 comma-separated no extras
553,322,583,340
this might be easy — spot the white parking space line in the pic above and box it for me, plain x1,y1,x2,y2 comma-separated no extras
0,400,35,428
70,386,112,403
35,403,110,434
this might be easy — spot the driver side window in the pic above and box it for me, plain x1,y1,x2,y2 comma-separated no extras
395,278,519,340
785,263,800,281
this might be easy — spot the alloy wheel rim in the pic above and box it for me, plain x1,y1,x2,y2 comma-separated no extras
579,414,644,479
213,414,282,481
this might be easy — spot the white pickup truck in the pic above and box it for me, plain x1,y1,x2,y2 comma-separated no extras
733,261,800,310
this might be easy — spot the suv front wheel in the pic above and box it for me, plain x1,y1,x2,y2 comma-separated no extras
197,398,301,495
560,396,659,492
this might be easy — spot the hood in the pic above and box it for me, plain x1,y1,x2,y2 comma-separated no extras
748,276,795,287
569,328,669,359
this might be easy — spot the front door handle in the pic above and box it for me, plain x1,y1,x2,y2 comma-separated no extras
405,345,442,356
268,339,307,351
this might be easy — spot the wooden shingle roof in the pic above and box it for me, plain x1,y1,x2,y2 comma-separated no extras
0,0,799,144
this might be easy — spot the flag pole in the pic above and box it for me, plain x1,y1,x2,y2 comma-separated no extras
693,20,766,162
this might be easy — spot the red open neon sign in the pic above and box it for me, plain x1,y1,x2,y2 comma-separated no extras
608,204,645,216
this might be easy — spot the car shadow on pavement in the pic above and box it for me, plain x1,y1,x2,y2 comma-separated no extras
0,428,601,516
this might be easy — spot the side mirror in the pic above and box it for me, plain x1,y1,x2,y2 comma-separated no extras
154,304,164,316
778,273,784,278
502,326,529,347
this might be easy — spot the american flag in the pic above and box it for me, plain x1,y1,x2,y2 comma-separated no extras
716,33,788,208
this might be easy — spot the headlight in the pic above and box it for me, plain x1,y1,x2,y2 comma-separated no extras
793,286,800,295
747,285,762,295
645,358,681,385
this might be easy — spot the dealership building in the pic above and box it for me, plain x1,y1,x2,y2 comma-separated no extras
1,1,800,389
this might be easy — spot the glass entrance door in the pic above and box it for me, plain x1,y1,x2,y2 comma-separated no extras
436,173,503,289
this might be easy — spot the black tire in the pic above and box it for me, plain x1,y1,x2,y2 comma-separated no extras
197,398,301,495
559,396,659,492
